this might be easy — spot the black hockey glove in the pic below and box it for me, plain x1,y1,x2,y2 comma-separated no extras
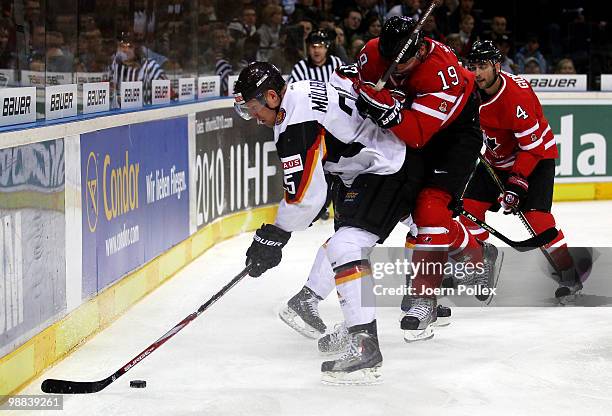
246,224,291,277
356,82,403,129
499,174,528,214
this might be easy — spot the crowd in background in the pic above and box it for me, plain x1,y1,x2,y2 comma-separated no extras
0,0,611,93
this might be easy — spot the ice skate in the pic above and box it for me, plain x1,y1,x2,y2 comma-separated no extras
400,296,437,342
401,294,451,327
474,241,504,303
321,324,383,385
555,268,583,305
279,286,326,338
318,322,349,355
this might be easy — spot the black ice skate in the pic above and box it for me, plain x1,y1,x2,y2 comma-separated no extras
321,322,383,385
555,268,583,305
401,294,451,327
318,322,349,355
279,286,326,338
400,296,437,342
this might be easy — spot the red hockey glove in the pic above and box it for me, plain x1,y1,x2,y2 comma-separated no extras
356,82,403,129
499,175,529,214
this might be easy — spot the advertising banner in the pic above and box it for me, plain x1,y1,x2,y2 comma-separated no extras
194,108,283,229
542,103,612,182
522,74,587,91
0,139,66,356
81,117,189,297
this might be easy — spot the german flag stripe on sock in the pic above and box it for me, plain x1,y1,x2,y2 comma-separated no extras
334,261,372,286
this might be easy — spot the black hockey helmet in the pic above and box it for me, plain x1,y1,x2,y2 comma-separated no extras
466,40,502,64
306,30,331,48
379,16,422,64
233,61,286,120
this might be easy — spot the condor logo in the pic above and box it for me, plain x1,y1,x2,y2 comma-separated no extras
86,152,99,232
280,154,303,174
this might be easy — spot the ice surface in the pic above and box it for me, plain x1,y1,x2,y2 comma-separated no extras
10,201,612,416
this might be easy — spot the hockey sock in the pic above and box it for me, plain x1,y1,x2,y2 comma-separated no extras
305,242,336,300
461,198,492,241
524,210,574,271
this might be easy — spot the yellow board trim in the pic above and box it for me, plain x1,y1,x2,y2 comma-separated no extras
0,205,278,399
553,182,612,201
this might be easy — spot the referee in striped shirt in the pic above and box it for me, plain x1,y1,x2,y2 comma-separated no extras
110,32,167,107
288,30,344,83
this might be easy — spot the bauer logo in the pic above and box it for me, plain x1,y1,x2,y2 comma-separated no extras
46,84,77,120
83,82,110,114
85,151,99,232
0,87,36,126
281,154,303,174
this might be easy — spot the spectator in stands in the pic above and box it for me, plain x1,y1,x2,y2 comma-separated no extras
0,18,16,70
269,24,305,74
202,23,234,95
257,4,283,62
495,34,518,74
555,58,577,74
109,31,167,106
289,29,344,83
523,56,542,74
515,34,547,74
457,14,476,56
297,17,315,43
348,36,365,63
78,29,107,72
228,7,257,43
46,31,74,72
355,0,383,34
386,0,421,21
340,8,362,50
445,33,463,56
484,15,509,43
449,0,482,37
293,0,322,25
29,24,46,61
362,15,383,42
422,14,445,42
333,26,351,63
319,13,336,31
435,0,458,36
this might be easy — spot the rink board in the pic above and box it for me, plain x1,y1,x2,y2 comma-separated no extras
1,94,612,399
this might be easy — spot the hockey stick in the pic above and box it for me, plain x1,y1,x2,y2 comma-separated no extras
476,155,561,272
375,0,440,91
459,208,558,251
41,265,252,394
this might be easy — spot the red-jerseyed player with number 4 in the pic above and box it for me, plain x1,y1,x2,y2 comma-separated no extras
462,40,583,303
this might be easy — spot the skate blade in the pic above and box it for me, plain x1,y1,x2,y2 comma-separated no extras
557,291,582,306
484,251,505,306
321,366,383,386
435,316,451,327
278,307,322,339
403,325,434,343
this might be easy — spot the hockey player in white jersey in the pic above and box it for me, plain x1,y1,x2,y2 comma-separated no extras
234,62,425,384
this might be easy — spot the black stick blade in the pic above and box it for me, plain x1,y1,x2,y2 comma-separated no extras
514,227,558,251
41,378,111,394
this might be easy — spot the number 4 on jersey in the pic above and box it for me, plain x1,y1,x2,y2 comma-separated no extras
516,105,528,119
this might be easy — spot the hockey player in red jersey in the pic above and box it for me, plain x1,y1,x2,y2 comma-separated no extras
354,16,503,341
462,40,582,302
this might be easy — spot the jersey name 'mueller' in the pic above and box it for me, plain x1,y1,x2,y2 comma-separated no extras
308,80,328,113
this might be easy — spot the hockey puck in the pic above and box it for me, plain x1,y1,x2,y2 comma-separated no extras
130,380,147,388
